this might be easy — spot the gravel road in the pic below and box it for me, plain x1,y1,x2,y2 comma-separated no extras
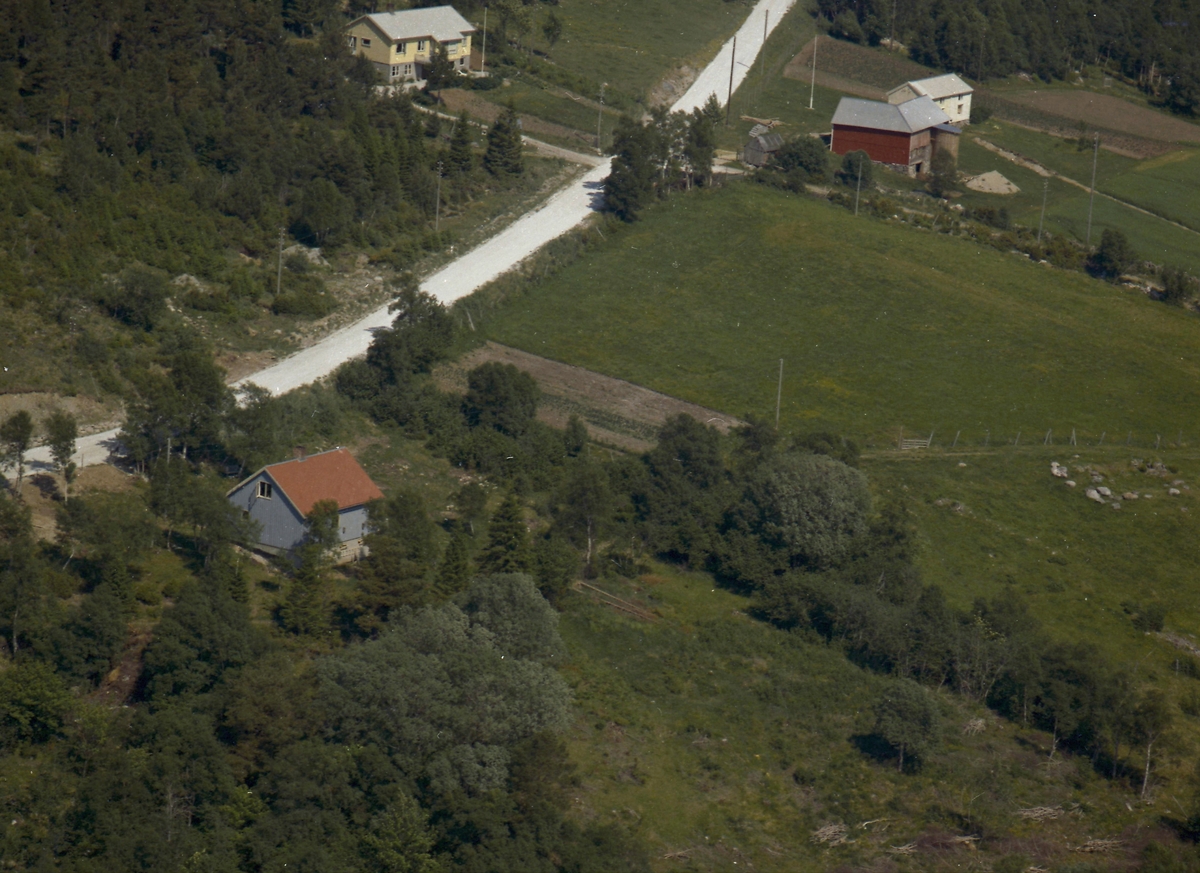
21,0,795,474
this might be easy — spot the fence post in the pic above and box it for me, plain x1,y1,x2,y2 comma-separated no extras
952,430,960,448
984,430,990,447
1070,428,1076,446
1044,428,1052,446
1099,431,1105,446
1156,434,1162,450
1015,431,1021,446
1127,431,1132,446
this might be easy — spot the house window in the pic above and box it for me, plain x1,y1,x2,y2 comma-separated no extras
257,481,273,499
391,65,401,78
361,37,371,47
444,41,459,54
348,36,357,49
417,39,426,51
396,41,406,54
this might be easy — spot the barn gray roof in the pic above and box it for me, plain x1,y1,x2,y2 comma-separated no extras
357,6,475,42
831,95,951,133
887,73,973,101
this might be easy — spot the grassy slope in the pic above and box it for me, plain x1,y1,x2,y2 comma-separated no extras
473,0,759,133
561,563,1191,871
480,182,1200,445
546,0,751,100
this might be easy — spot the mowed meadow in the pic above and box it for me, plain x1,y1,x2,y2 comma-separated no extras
478,181,1200,447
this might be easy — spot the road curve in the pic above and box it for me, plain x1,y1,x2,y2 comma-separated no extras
22,0,796,473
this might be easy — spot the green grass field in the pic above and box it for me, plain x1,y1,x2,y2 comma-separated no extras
478,182,1200,445
544,0,752,101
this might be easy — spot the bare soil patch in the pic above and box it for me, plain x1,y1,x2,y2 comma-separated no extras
434,342,744,453
1002,90,1200,144
0,391,122,438
784,38,929,95
649,63,703,109
439,90,595,149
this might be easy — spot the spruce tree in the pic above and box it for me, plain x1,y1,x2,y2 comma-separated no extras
485,104,524,177
448,110,474,175
478,491,530,574
435,527,472,597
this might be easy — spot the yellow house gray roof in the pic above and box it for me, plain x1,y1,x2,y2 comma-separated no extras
354,6,475,43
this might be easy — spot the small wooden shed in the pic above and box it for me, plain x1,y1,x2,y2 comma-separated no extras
743,132,784,167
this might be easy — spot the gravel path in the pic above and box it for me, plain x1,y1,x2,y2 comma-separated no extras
21,0,795,475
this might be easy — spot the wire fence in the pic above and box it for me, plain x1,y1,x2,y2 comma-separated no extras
876,427,1196,453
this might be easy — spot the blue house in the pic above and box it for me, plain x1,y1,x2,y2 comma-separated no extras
227,448,384,563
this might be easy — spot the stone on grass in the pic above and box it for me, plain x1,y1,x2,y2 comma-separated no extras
1086,488,1105,504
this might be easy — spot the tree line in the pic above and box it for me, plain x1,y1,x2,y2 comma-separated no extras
816,0,1200,115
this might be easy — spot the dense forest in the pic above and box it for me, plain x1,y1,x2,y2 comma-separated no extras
0,0,536,400
815,0,1200,114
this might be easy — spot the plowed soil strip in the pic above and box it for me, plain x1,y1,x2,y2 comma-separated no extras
435,342,744,452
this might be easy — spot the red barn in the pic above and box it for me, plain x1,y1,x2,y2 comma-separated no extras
831,95,954,176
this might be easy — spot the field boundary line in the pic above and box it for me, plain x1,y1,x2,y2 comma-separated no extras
972,137,1200,239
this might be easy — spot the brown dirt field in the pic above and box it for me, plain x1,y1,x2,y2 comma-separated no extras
434,342,745,453
18,464,139,541
784,38,930,93
439,90,596,150
1002,90,1200,144
0,391,122,438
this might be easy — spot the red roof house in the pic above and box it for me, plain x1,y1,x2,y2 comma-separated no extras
227,448,384,562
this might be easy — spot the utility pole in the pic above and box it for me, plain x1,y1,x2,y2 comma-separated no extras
756,11,769,110
481,5,488,75
596,82,606,153
808,35,818,110
854,155,863,215
1037,177,1048,242
760,11,769,79
726,35,737,126
1085,133,1099,246
775,359,784,429
276,226,285,297
435,160,443,232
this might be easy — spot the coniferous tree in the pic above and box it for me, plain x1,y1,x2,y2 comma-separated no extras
435,527,472,597
485,103,524,177
448,110,475,175
478,491,530,574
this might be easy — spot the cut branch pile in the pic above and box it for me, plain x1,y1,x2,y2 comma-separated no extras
1016,805,1063,822
1074,838,1124,853
811,823,850,846
888,843,917,855
962,718,987,735
572,581,658,622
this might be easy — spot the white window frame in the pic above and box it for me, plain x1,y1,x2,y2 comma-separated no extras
417,39,426,51
361,37,372,47
257,481,273,499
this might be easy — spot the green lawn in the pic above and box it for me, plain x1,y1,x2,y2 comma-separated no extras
478,182,1200,446
1104,148,1200,232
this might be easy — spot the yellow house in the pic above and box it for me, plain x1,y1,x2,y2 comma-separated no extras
346,6,475,84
